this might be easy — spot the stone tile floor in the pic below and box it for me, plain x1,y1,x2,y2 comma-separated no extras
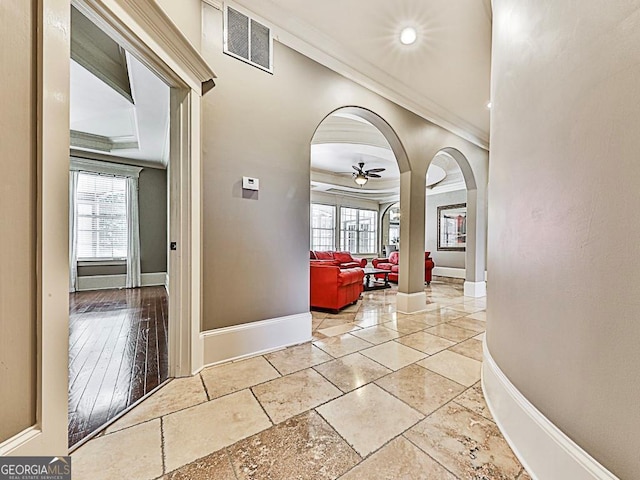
72,281,531,480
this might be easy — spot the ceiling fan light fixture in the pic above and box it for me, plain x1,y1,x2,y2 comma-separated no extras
354,172,368,186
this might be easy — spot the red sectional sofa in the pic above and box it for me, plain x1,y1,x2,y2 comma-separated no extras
310,250,367,269
372,251,435,285
310,263,364,312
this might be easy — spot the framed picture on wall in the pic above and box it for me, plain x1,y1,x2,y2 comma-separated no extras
437,203,466,251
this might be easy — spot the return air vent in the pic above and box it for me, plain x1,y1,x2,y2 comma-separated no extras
224,5,273,73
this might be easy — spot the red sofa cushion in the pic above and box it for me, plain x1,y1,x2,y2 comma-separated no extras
333,251,353,263
388,251,399,265
310,259,340,266
391,265,400,273
376,262,393,271
315,251,334,261
339,261,361,269
337,268,364,286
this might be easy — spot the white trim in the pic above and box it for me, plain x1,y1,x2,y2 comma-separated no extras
71,156,142,177
433,266,466,279
464,280,486,298
482,342,619,480
200,313,312,367
0,427,41,456
76,272,167,291
9,0,73,456
73,0,216,92
396,291,427,314
202,0,223,10
77,259,126,267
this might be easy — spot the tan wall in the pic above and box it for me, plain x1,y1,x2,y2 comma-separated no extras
155,0,202,50
199,5,487,329
488,1,640,477
0,0,37,442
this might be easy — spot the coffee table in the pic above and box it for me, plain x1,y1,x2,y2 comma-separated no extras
363,267,391,291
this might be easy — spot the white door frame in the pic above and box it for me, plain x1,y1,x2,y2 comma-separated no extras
0,0,214,456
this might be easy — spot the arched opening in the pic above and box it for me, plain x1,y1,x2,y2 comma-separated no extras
310,111,400,255
426,147,485,297
308,107,407,313
380,202,400,256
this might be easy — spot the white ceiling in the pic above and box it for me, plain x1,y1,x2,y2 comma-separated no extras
236,0,492,148
70,52,170,167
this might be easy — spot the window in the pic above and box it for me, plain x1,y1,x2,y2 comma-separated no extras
339,207,378,254
310,204,336,251
76,172,128,260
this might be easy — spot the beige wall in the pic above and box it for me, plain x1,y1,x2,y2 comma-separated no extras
155,0,202,50
0,0,37,442
199,4,487,329
488,1,640,478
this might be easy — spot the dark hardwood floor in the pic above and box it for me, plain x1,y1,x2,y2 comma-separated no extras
68,286,168,447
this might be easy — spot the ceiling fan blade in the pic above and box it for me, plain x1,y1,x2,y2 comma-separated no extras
365,168,386,173
352,165,361,172
367,173,382,178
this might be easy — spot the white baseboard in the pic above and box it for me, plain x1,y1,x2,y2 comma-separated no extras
432,267,489,282
482,342,618,480
432,267,466,278
397,291,427,314
200,312,312,367
464,280,486,298
0,426,41,456
76,272,167,291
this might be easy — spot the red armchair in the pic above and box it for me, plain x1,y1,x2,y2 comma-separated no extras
310,263,364,312
310,250,367,269
372,251,435,285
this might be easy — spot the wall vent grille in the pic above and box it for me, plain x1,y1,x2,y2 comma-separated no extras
224,5,273,73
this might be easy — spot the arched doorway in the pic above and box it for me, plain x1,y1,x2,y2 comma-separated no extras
427,147,485,297
309,107,408,312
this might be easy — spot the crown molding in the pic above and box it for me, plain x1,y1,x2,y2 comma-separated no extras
118,0,216,82
70,130,139,152
74,0,216,93
231,0,489,150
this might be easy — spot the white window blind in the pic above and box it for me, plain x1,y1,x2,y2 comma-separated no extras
76,172,128,260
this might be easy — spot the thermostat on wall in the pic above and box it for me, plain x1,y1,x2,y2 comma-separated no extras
242,176,259,191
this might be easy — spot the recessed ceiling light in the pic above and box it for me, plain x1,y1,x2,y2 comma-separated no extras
486,101,492,109
400,27,417,45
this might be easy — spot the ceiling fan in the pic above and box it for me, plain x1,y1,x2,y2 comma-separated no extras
352,162,385,187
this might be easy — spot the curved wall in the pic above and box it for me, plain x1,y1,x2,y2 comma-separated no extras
488,1,640,478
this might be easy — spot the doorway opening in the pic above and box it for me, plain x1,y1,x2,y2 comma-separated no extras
67,5,171,448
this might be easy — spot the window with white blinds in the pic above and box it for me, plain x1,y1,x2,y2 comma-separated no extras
310,204,336,251
76,172,128,260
